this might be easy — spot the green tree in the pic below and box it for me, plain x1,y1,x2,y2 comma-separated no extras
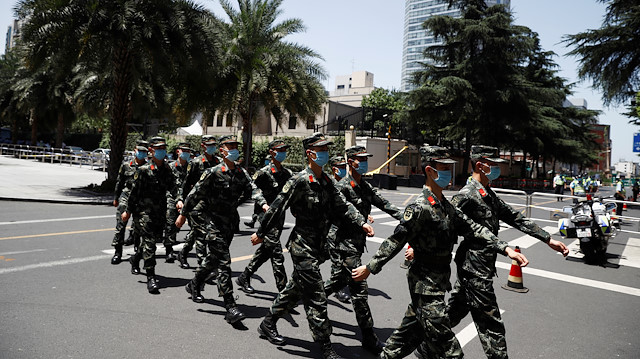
214,0,327,168
15,0,220,181
361,88,407,136
564,0,640,106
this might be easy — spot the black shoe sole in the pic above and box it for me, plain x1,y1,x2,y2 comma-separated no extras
258,324,286,345
111,257,121,265
235,278,255,294
225,313,246,324
185,283,204,303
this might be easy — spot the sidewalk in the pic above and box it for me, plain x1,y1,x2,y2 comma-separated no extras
0,155,112,204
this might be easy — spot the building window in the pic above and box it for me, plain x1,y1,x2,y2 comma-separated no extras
306,117,314,130
288,116,297,129
337,85,345,89
216,115,223,127
226,113,233,127
207,114,214,127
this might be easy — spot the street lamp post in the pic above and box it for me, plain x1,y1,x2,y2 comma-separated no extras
383,113,391,174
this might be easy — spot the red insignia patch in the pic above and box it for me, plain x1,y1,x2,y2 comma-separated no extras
350,180,356,188
479,188,487,197
427,196,436,205
309,175,314,183
150,164,155,171
221,165,226,172
271,167,276,173
129,161,133,166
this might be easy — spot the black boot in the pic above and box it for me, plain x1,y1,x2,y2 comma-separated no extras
129,254,140,275
361,328,385,355
124,231,134,246
244,220,255,228
236,269,255,294
334,287,351,304
111,245,123,265
224,294,245,324
318,340,344,359
205,271,218,285
146,269,159,294
164,246,175,263
186,270,207,303
177,248,189,269
258,312,286,345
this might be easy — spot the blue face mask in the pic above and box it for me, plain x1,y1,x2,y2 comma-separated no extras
355,161,368,175
274,151,287,163
225,148,240,162
205,145,217,155
153,149,167,160
264,159,270,166
433,169,452,188
179,151,191,161
312,151,329,167
135,151,147,160
335,167,347,178
486,166,501,181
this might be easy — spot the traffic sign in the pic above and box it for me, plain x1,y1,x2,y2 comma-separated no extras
634,133,640,152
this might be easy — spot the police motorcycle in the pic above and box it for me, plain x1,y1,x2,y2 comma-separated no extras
557,194,620,265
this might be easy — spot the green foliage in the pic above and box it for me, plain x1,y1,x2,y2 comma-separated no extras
250,134,344,172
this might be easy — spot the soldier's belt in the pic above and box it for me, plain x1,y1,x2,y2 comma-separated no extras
414,254,452,269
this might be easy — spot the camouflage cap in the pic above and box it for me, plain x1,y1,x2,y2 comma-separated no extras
471,145,507,163
268,139,290,150
177,142,192,151
201,135,217,145
149,136,166,147
419,145,457,164
303,132,334,149
330,155,347,167
218,135,240,145
345,145,373,158
135,140,149,151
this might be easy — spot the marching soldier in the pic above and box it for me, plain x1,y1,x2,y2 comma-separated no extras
324,145,403,355
176,135,220,269
176,135,267,324
110,140,148,265
352,145,528,359
252,133,375,359
237,139,293,294
244,155,273,228
416,145,568,359
327,155,351,304
122,137,179,294
163,142,192,263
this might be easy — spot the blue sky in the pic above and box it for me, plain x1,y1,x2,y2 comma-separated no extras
1,0,635,163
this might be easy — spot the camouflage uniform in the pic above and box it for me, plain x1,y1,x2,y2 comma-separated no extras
112,159,143,249
163,156,189,255
366,185,509,359
325,171,402,333
257,166,365,343
436,178,549,359
181,161,266,303
125,155,178,276
179,150,220,266
240,160,293,292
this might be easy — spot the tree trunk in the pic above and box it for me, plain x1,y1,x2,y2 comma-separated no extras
30,108,38,146
241,111,252,170
11,116,18,144
108,42,133,182
55,112,64,148
520,151,527,178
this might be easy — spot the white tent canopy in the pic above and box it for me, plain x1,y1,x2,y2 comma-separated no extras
176,113,203,136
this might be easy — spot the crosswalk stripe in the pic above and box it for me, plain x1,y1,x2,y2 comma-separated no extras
457,309,506,347
370,213,392,220
507,226,558,249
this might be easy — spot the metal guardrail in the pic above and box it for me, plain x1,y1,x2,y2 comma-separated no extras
493,189,640,233
0,143,109,171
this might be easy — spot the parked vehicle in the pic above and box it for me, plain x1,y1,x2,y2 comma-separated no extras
558,195,620,265
91,148,110,166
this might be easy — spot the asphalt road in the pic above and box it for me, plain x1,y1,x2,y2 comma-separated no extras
1,187,639,358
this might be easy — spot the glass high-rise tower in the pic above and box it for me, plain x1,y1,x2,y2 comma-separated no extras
401,0,511,92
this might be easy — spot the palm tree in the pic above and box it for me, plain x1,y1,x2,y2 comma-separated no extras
564,0,640,106
15,0,221,182
215,0,327,168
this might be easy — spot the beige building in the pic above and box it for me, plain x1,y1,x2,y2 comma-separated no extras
329,70,376,107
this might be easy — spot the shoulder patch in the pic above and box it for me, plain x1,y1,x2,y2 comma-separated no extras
200,172,207,181
134,171,139,180
252,171,260,180
403,204,419,221
282,181,292,193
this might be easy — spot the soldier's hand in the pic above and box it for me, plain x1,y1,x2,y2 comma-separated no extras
548,238,569,257
405,247,414,261
362,223,375,237
352,265,371,281
505,247,529,267
175,214,186,228
368,214,374,223
112,199,118,207
121,211,130,222
251,233,264,246
176,200,184,210
262,204,270,212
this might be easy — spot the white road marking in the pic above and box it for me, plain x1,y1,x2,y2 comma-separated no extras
0,249,48,256
0,255,111,275
0,215,113,226
457,309,506,348
495,261,640,297
370,213,392,220
380,220,400,227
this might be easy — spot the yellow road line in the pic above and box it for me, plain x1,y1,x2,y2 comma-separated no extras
402,194,416,207
0,228,114,241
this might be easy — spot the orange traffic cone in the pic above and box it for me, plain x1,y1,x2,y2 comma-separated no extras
623,203,627,211
501,246,529,293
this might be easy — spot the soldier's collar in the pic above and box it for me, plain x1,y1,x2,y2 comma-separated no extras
469,177,490,197
305,166,328,184
422,186,441,206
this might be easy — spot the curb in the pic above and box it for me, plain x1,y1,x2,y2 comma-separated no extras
0,196,112,206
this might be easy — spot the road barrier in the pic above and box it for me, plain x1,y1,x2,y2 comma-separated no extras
493,188,640,233
0,143,109,171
